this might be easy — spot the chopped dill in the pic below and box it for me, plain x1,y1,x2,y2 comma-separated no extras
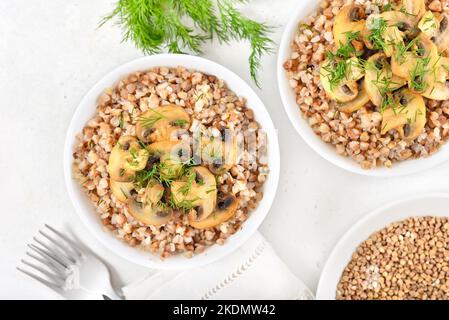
409,57,431,92
138,108,166,128
368,18,389,51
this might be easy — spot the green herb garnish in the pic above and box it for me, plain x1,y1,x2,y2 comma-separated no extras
138,108,165,128
100,0,274,87
369,18,389,52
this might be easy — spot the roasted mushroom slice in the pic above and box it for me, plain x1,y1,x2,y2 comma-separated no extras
381,89,426,141
333,5,366,49
171,166,217,220
418,11,440,39
337,80,370,113
127,181,173,226
195,133,239,175
108,136,149,182
136,105,190,143
364,11,415,55
147,140,191,180
365,53,406,108
189,194,239,229
422,57,449,100
430,13,449,52
391,33,439,80
401,0,426,21
320,58,364,103
110,180,135,202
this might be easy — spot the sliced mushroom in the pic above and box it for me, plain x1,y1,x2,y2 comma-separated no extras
127,181,173,226
431,13,449,52
422,57,449,100
110,180,134,202
333,5,366,49
401,0,426,21
189,194,239,229
171,166,217,220
320,58,364,103
194,133,239,175
365,53,407,108
147,140,191,180
337,80,370,113
107,136,149,182
418,11,440,39
381,89,426,141
364,11,415,56
391,33,439,80
136,105,190,143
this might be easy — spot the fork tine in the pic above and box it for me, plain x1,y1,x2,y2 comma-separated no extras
39,230,78,262
28,244,68,269
33,236,75,265
44,224,82,256
17,267,61,291
26,251,65,274
21,259,65,284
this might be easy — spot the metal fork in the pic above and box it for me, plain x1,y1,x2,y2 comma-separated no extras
17,225,122,300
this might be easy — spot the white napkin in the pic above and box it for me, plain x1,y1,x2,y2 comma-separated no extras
122,232,314,300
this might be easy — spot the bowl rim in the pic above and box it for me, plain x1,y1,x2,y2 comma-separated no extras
63,54,280,270
277,1,449,177
316,192,449,299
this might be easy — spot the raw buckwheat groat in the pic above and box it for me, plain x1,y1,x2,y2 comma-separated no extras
337,216,449,300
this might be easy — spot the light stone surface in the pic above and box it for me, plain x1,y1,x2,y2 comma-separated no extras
1,0,449,299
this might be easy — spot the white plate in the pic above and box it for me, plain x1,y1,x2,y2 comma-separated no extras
64,54,280,270
316,193,449,299
277,1,449,177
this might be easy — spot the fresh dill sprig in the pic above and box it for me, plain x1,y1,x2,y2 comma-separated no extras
323,32,365,90
409,57,431,92
100,0,274,87
177,169,197,195
138,108,165,128
169,194,200,213
395,38,418,64
369,18,389,51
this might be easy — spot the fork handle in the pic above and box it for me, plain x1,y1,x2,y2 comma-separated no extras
102,288,123,300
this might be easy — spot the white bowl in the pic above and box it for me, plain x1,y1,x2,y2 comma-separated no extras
277,1,449,177
64,54,280,270
316,193,449,299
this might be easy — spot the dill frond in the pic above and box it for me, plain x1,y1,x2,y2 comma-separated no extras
100,0,273,86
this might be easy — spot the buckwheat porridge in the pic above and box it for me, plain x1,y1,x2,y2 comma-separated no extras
72,67,268,258
284,0,449,169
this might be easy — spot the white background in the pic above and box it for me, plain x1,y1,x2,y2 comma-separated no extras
1,0,449,299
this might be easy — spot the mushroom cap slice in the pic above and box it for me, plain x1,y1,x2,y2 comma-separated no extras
136,105,191,143
170,166,217,220
320,58,364,103
364,11,415,56
383,26,405,58
110,180,134,203
333,5,366,49
422,57,449,100
194,133,240,175
337,80,370,113
392,33,439,81
365,53,406,108
418,11,440,39
431,13,449,52
108,136,149,182
148,140,191,180
381,89,426,141
402,0,426,21
127,182,173,226
189,194,239,229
